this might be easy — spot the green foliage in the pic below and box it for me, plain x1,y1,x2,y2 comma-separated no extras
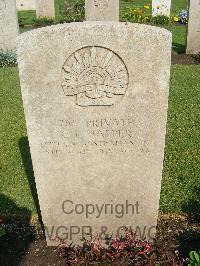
57,0,85,23
122,6,151,23
188,251,200,266
151,15,170,25
33,17,55,26
0,50,17,67
122,6,170,25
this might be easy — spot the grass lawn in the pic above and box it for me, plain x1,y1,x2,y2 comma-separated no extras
168,25,186,54
160,65,200,221
0,65,200,217
18,10,36,25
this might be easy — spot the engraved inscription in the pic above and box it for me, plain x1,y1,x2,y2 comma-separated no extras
94,0,109,9
61,46,129,106
41,117,150,156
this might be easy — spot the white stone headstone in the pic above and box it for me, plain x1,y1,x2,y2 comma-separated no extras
36,0,55,18
85,0,119,21
152,0,171,17
16,0,36,11
0,0,19,51
17,22,171,246
187,0,200,54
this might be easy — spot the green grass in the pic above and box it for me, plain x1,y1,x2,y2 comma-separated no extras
0,68,36,215
160,65,200,220
0,65,200,217
18,10,36,25
166,25,186,54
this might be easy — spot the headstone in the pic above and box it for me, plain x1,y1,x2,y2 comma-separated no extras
0,0,19,51
17,22,171,246
16,0,36,11
36,0,55,18
85,0,119,21
152,0,171,17
187,0,200,54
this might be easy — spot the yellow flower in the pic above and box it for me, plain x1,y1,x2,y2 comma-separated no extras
173,16,179,22
156,5,160,9
144,5,150,9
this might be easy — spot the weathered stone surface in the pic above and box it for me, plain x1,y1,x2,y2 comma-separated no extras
36,0,55,18
17,22,171,246
85,0,119,21
187,0,200,54
0,0,19,51
152,0,171,17
16,0,36,11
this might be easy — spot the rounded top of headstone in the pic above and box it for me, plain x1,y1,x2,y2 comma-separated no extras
17,22,172,46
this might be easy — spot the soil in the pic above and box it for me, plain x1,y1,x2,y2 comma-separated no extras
172,54,198,65
0,214,200,266
0,216,66,266
0,238,65,266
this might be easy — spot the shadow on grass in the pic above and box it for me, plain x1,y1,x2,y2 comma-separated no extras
178,229,200,258
18,137,44,231
172,42,186,54
181,186,200,223
177,184,200,256
0,194,32,265
0,137,46,265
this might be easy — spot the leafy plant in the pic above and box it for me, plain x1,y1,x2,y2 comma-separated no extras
178,9,188,24
59,228,185,265
123,6,171,25
0,50,17,67
188,250,200,266
122,6,151,23
57,0,85,23
151,15,170,25
33,17,55,26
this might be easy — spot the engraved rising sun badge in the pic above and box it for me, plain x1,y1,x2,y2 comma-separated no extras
61,46,129,106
